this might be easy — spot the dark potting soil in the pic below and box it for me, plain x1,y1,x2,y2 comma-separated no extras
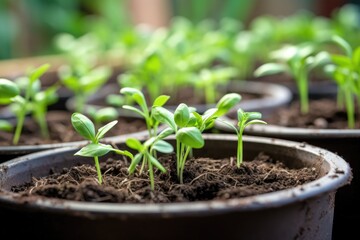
12,153,318,203
0,111,147,146
265,98,360,129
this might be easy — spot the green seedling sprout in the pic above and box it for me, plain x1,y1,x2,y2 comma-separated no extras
86,106,119,128
153,93,241,183
120,87,170,137
323,35,360,128
0,79,18,133
126,128,174,190
195,67,238,104
254,43,330,114
59,65,111,112
0,64,56,144
71,112,133,184
220,109,266,168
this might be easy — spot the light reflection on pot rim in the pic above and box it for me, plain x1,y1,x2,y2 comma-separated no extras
0,134,351,216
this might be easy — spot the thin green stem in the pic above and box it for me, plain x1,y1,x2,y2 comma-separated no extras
148,154,155,191
297,72,309,114
205,82,216,104
35,106,49,139
94,156,103,184
337,89,344,109
75,93,85,113
179,145,191,184
176,139,180,177
237,128,243,168
344,88,355,128
13,112,25,145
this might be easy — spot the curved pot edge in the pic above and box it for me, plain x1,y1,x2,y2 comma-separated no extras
0,134,351,216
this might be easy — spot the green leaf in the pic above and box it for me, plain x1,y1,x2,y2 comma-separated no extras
120,87,147,111
126,138,143,151
96,120,118,140
128,153,143,174
156,127,174,140
95,107,119,124
71,113,96,141
237,108,245,122
147,153,166,173
176,127,204,149
245,119,267,127
331,54,352,67
106,94,125,107
331,35,352,57
153,107,176,131
0,78,19,100
75,143,112,157
0,120,13,132
153,95,170,107
152,140,174,153
29,64,50,83
353,47,360,67
254,63,288,77
122,105,146,118
215,93,241,116
174,103,190,127
306,51,331,70
247,112,262,121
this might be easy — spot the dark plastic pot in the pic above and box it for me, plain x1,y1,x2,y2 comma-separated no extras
215,119,359,240
66,80,292,115
0,134,351,240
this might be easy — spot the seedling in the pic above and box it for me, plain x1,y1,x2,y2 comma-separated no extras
153,93,241,183
71,113,133,184
126,128,174,190
194,67,238,104
59,65,111,112
86,106,119,128
323,35,360,128
0,64,56,144
120,87,170,137
254,43,329,114
219,109,266,168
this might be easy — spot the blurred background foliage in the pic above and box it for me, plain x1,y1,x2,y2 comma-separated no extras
0,0,359,60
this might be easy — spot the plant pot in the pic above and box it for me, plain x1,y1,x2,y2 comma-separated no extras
66,80,292,115
0,111,150,162
252,74,338,100
215,111,359,240
0,134,351,240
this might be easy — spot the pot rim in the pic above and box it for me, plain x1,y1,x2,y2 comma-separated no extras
215,116,360,139
0,134,351,216
66,80,292,113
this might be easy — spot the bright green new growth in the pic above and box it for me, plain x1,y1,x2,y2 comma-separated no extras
120,87,170,137
153,93,241,183
86,106,119,128
221,109,266,168
0,64,57,144
59,65,111,112
254,44,329,114
323,35,360,128
71,112,133,184
126,128,174,190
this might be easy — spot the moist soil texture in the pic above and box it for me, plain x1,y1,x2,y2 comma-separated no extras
12,152,318,203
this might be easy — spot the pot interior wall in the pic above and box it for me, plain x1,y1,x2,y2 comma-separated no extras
0,136,329,190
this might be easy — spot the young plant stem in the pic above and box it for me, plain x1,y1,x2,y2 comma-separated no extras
75,93,85,113
147,154,155,191
35,107,49,139
344,88,355,128
179,145,191,184
205,84,216,104
176,140,181,177
337,90,344,109
297,71,309,114
94,156,103,184
13,112,25,145
237,129,243,168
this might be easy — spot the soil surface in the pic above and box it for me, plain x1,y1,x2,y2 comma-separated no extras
12,153,318,203
0,111,147,146
264,98,360,129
